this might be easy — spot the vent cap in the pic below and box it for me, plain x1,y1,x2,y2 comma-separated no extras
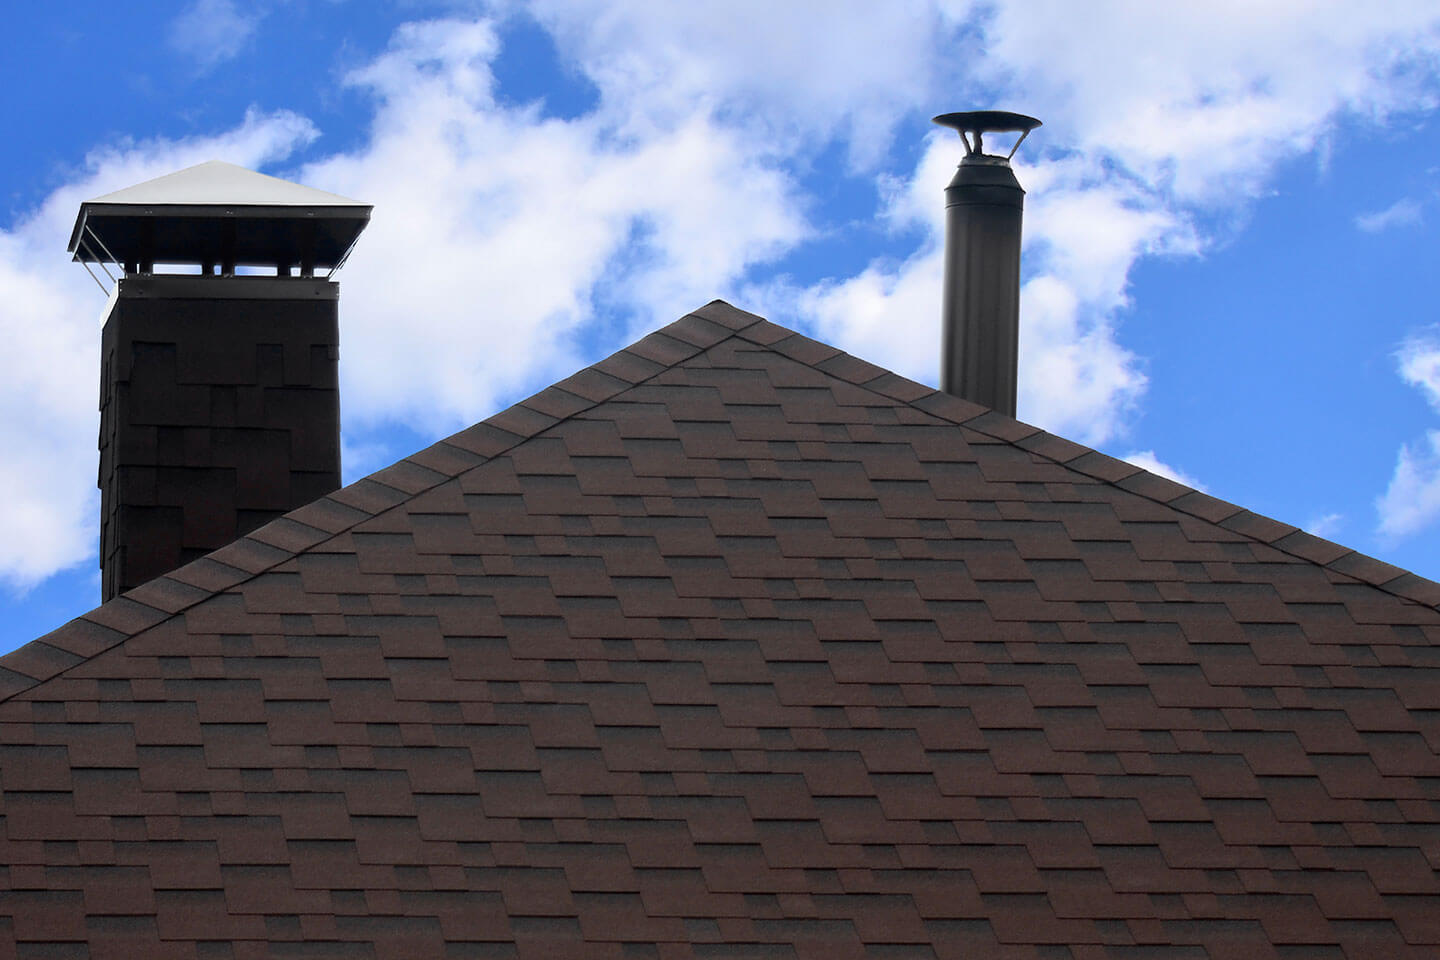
933,111,1042,162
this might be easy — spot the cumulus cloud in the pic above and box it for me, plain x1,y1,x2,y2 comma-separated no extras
1377,332,1440,539
1122,450,1206,492
169,0,264,69
1356,197,1423,233
0,13,809,590
0,110,316,589
714,2,1438,444
304,18,804,432
7,2,1440,593
522,0,954,168
965,1,1440,204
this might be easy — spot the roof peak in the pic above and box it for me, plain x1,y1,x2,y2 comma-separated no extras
3,300,1434,704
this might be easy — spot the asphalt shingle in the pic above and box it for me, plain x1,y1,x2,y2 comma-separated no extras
1,301,1437,957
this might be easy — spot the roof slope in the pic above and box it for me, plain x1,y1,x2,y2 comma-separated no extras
2,301,1438,958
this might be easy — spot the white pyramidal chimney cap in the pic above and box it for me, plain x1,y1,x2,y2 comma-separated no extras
69,160,371,272
84,160,368,208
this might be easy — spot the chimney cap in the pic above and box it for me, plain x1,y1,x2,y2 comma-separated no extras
68,160,371,270
933,111,1042,161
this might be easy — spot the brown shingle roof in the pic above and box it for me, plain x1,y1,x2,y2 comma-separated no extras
2,300,1439,957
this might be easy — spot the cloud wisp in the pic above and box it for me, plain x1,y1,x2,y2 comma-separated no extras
1356,197,1423,233
168,0,264,69
1122,450,1207,492
1377,432,1440,540
1377,332,1440,539
1307,512,1345,540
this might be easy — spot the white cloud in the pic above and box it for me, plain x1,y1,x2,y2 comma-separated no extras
1396,331,1440,411
785,242,943,386
1356,197,1423,232
1122,450,1206,491
590,2,1438,444
341,437,399,486
0,110,316,590
1306,512,1344,539
305,18,804,433
169,0,263,69
1377,332,1440,539
1377,430,1440,539
7,2,1440,593
754,136,1179,445
521,0,955,168
0,13,809,591
964,1,1440,204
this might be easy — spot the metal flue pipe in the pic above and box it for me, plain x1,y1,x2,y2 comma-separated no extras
933,111,1041,417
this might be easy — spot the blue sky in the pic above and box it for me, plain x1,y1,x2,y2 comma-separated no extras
3,2,1440,653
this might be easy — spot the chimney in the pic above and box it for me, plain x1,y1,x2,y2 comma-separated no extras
933,111,1041,416
69,161,371,600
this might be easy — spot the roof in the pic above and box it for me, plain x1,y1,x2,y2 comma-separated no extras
69,161,371,268
3,301,1439,957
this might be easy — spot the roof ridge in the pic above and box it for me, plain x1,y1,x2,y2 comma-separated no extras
0,300,765,703
4,299,1433,702
727,317,1440,610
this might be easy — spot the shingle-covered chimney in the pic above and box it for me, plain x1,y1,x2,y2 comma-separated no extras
933,111,1041,416
69,161,370,600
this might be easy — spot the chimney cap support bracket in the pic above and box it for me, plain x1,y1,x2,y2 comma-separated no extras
933,111,1042,161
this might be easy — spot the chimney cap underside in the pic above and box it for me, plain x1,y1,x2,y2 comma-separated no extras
932,111,1042,135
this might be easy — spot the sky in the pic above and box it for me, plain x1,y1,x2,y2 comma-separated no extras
2,1,1440,654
